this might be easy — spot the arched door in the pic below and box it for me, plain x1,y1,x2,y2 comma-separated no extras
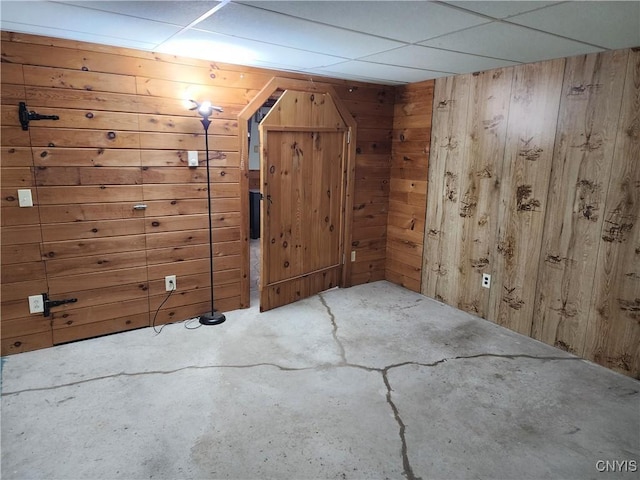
259,90,349,311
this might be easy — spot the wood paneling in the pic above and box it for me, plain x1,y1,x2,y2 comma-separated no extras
386,81,433,292
2,30,392,353
423,74,471,305
456,68,513,317
489,59,565,334
533,50,629,353
417,48,639,378
0,57,49,353
583,48,640,376
341,87,394,287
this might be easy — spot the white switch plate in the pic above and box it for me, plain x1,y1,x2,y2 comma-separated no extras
18,189,33,207
351,250,356,262
187,151,199,167
28,294,44,314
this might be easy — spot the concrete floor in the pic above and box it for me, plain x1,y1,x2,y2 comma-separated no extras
1,280,639,480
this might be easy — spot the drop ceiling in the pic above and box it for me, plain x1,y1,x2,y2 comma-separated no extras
1,1,639,85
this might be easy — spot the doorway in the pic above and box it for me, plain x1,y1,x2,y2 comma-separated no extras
238,78,357,312
247,98,276,305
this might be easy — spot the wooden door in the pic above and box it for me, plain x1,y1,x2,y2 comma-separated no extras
23,75,150,344
259,91,348,311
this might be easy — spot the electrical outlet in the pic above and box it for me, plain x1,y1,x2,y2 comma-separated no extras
18,189,33,207
482,273,491,289
165,275,176,292
351,250,356,262
187,151,199,167
28,294,44,314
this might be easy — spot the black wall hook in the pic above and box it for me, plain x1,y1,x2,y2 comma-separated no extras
19,102,59,130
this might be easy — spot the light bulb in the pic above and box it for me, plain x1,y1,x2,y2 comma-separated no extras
198,101,212,116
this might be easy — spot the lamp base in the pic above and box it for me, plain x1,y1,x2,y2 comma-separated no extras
199,311,226,326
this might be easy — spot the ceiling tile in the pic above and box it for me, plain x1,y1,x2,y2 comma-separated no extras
193,2,404,58
312,60,451,84
420,21,604,63
442,1,561,19
156,28,346,70
60,1,220,27
507,1,640,49
0,20,159,50
360,45,518,74
239,1,491,43
1,1,181,45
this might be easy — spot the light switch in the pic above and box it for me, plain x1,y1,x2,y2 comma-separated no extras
18,189,33,207
187,151,199,167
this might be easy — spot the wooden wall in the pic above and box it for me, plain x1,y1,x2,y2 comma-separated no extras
385,81,434,292
0,31,393,354
348,84,395,285
422,48,639,378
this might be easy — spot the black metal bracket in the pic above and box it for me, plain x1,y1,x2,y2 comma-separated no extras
42,292,77,317
259,193,273,204
19,102,59,131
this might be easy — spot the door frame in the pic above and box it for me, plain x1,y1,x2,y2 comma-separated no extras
238,77,357,308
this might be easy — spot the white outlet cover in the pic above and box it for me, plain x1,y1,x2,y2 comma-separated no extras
187,151,199,167
165,275,176,291
28,294,44,313
18,189,33,207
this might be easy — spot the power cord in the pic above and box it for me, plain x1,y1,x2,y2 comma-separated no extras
151,279,203,334
152,287,175,335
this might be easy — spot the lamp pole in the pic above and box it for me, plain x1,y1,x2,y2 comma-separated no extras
193,101,226,326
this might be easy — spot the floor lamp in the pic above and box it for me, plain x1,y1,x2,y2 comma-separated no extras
191,100,226,326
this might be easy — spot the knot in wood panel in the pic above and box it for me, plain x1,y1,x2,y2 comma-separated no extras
470,257,489,270
576,179,601,221
482,114,504,130
442,137,458,151
437,99,452,110
516,185,541,212
518,137,544,161
459,193,477,218
572,133,603,152
497,237,515,260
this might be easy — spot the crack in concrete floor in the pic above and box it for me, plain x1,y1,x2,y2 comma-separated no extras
0,290,596,480
319,293,347,364
316,291,586,480
1,354,580,398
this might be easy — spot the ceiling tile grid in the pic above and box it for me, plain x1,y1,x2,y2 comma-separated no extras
1,1,638,85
